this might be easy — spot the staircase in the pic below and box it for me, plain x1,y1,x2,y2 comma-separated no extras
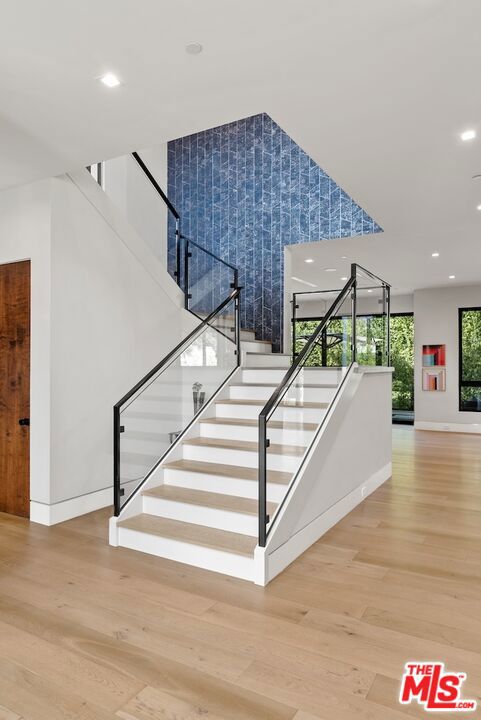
107,152,392,586
113,330,344,582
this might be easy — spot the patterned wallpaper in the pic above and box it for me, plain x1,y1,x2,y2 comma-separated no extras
167,113,381,350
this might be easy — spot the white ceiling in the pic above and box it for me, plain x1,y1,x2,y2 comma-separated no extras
2,0,481,289
288,225,481,296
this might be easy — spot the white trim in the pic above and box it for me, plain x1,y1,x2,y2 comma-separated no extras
30,486,112,526
259,461,391,585
414,421,481,434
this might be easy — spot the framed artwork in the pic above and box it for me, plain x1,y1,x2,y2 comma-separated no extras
422,367,446,391
422,344,446,367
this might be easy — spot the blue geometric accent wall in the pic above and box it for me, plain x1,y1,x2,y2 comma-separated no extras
167,113,381,350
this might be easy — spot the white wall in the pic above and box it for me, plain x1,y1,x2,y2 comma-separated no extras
48,170,191,507
102,144,169,267
0,180,52,504
0,167,196,522
295,292,413,319
414,284,481,431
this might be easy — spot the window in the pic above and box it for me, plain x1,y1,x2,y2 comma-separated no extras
459,307,481,411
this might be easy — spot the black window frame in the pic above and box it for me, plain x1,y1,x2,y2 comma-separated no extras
458,306,481,412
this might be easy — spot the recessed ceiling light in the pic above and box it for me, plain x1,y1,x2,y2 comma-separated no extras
449,275,455,279
291,276,317,288
186,41,203,55
304,258,314,264
477,204,481,211
340,276,348,281
431,252,440,257
99,72,121,88
461,129,476,142
367,289,373,293
325,268,337,272
341,256,347,260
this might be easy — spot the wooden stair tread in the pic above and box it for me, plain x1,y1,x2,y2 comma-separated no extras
216,398,329,409
163,459,292,485
184,436,306,456
118,514,257,557
245,352,290,357
143,485,277,516
232,382,338,389
200,416,318,431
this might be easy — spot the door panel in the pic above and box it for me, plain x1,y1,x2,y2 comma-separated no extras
0,260,30,517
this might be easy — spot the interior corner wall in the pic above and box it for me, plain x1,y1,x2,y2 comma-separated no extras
102,144,168,267
0,179,52,505
48,173,186,509
167,113,381,351
414,285,481,429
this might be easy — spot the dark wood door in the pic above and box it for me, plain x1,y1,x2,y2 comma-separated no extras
0,261,30,517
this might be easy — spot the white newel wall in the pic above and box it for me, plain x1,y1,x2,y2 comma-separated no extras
258,366,393,584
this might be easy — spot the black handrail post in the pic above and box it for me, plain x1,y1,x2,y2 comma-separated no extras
351,264,357,363
258,414,267,547
175,218,181,288
292,293,297,358
386,283,391,366
113,406,121,515
184,239,190,311
235,290,241,365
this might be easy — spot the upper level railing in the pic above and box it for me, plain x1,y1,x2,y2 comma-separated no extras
106,151,242,514
257,263,390,546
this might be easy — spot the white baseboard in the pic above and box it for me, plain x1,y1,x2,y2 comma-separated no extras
414,421,481,434
262,462,391,585
30,486,112,526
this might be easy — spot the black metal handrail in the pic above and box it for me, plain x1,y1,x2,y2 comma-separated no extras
114,287,241,515
258,263,390,546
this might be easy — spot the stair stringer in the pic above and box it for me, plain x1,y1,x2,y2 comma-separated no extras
254,365,393,585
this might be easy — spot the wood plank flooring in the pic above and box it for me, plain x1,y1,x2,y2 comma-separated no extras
1,426,481,719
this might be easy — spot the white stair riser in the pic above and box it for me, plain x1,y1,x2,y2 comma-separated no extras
121,437,170,455
163,470,287,503
122,414,186,434
182,444,301,473
244,354,290,368
117,527,255,582
241,368,342,384
242,340,272,353
200,422,314,446
142,495,258,536
216,401,326,424
217,328,256,342
229,385,336,403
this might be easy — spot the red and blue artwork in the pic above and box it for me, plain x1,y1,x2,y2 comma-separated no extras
422,344,446,367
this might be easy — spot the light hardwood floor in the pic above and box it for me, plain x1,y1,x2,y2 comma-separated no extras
1,426,481,719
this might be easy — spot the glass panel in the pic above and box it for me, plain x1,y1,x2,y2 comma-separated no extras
102,154,170,271
354,270,388,366
186,241,236,318
118,297,237,511
461,309,481,383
